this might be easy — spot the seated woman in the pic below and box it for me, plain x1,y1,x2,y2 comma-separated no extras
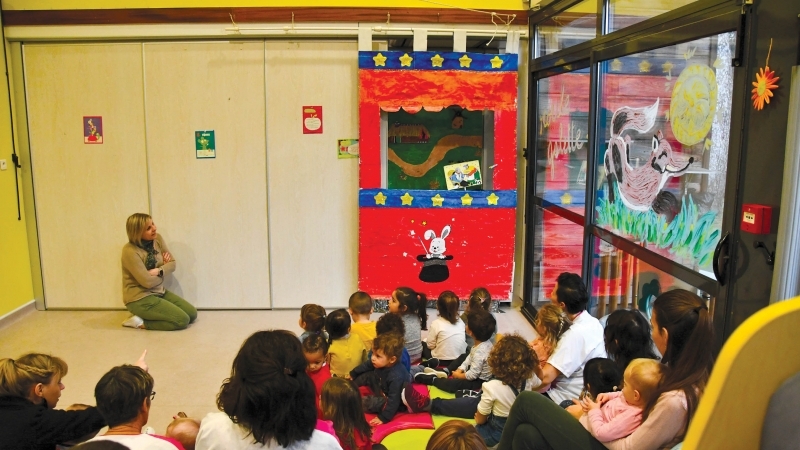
604,309,661,372
122,213,197,331
195,330,342,450
0,352,146,449
497,289,714,450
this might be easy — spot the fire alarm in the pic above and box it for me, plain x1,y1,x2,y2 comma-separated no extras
741,204,772,235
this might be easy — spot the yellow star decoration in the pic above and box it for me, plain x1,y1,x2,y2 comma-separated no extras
610,59,623,72
560,192,573,205
373,192,387,205
489,56,504,69
399,53,413,67
459,54,473,68
461,193,473,206
431,194,444,207
400,192,414,206
431,54,444,67
487,193,499,206
662,61,674,74
373,53,387,67
638,60,651,73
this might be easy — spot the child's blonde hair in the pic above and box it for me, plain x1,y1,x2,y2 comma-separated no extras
626,358,664,404
534,304,571,349
426,420,488,450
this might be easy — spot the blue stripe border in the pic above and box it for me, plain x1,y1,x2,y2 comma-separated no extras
359,51,518,72
360,189,517,208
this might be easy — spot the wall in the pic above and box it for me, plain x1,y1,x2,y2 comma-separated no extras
0,12,33,317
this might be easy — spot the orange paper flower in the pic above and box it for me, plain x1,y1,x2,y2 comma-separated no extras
752,66,779,110
752,38,780,111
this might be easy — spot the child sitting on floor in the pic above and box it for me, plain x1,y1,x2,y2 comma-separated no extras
389,287,428,364
419,290,467,367
320,377,387,450
374,312,411,371
299,303,328,342
349,291,377,351
529,303,571,392
413,309,496,393
303,333,332,418
462,287,494,350
406,334,536,447
349,332,411,425
579,358,664,442
326,309,367,378
567,357,623,419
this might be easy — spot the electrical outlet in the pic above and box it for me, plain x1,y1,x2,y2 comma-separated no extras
0,159,6,170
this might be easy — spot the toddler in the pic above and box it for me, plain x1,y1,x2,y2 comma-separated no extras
326,309,367,378
320,377,387,450
462,288,493,350
349,332,411,425
299,303,328,342
407,334,536,447
413,309,495,393
389,287,428,363
529,303,571,391
420,291,467,366
425,420,488,450
374,313,411,371
165,417,200,450
303,333,332,418
567,357,623,418
348,291,377,351
580,358,664,442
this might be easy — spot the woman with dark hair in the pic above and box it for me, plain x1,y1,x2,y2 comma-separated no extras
195,330,342,450
604,309,660,372
497,289,714,450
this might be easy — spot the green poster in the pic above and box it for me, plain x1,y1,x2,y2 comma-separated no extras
195,130,216,159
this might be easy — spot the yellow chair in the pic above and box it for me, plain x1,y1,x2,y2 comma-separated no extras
682,296,800,449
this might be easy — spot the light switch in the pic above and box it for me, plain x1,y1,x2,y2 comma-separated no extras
0,159,6,170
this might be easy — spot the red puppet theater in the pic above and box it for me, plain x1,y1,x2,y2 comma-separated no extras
358,50,518,301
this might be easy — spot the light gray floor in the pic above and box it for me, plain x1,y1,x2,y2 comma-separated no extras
0,307,536,436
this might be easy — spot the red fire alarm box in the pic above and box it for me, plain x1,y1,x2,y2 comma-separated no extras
741,204,772,234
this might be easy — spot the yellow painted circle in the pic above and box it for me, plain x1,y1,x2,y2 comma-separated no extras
669,64,718,146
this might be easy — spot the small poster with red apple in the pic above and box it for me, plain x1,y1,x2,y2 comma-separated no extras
302,106,323,134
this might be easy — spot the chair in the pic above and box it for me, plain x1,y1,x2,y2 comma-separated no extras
681,296,800,449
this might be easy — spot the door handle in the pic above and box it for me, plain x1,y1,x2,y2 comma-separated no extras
713,232,731,286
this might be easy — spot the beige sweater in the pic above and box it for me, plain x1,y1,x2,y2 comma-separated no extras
121,234,176,304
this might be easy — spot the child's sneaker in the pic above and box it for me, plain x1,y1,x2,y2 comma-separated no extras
413,373,437,385
420,357,440,368
455,389,482,399
423,367,449,378
122,315,144,329
402,382,430,413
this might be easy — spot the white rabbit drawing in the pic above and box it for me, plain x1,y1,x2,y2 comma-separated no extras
424,225,451,259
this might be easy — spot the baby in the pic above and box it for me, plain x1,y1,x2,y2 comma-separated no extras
579,358,664,442
166,415,201,450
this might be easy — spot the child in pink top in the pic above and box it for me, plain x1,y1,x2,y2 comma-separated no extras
580,358,663,442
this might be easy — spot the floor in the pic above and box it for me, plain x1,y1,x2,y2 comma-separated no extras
0,306,536,439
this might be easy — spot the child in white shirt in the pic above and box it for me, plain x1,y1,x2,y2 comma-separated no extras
421,291,467,365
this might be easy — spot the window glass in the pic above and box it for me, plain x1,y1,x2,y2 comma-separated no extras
609,0,698,32
535,68,591,215
589,238,712,319
387,108,485,190
595,32,736,276
530,205,584,305
536,0,598,57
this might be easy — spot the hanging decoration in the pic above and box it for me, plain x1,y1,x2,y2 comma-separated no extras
752,39,780,111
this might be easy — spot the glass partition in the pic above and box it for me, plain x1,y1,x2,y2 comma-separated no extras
535,68,591,215
530,205,585,305
608,0,698,32
595,32,736,276
536,0,598,57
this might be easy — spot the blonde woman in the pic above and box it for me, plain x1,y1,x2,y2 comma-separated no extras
0,353,105,448
122,213,197,330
